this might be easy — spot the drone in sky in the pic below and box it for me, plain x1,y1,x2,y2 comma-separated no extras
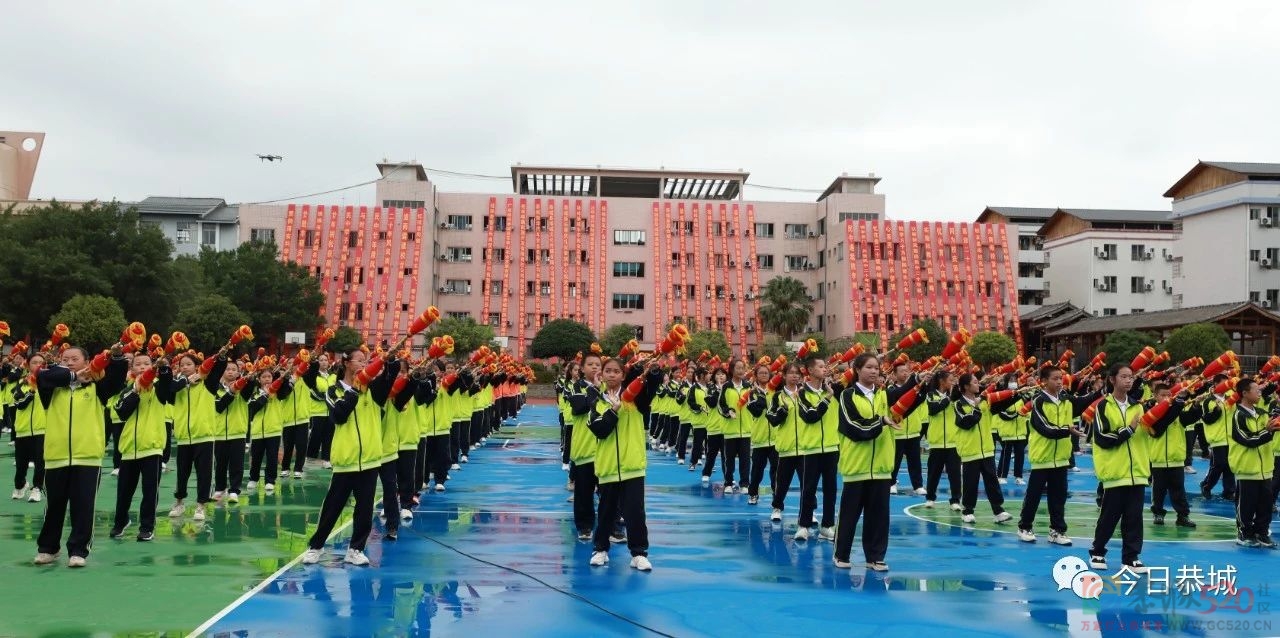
257,154,284,162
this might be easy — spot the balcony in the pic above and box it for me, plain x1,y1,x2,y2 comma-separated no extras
1016,276,1044,291
1017,249,1046,264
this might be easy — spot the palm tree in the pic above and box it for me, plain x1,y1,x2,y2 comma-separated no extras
758,276,813,341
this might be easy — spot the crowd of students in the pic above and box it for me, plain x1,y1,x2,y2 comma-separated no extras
558,343,1280,573
0,340,529,568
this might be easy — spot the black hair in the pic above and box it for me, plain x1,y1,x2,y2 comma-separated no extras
781,362,803,380
1038,365,1062,381
1213,373,1229,384
953,373,977,400
929,368,955,394
1152,381,1171,393
1104,363,1132,394
1236,377,1255,396
66,346,90,360
601,357,624,372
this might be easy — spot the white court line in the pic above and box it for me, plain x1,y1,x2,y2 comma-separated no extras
186,517,355,638
900,505,1237,544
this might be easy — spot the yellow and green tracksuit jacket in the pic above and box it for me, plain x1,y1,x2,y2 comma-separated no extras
322,366,394,473
1090,395,1150,488
955,395,1000,462
169,358,227,446
587,369,661,484
114,372,175,460
718,381,753,440
247,382,288,441
925,390,960,450
565,379,601,465
1147,397,1191,469
767,387,805,458
1027,391,1079,470
38,358,129,469
796,384,841,455
836,385,896,482
748,387,774,449
1228,403,1275,481
11,378,47,438
213,384,250,442
1200,394,1234,449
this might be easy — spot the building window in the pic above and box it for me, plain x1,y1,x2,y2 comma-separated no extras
1268,290,1280,308
754,222,774,238
446,311,471,320
784,224,809,239
1101,243,1118,260
612,293,645,310
487,312,501,325
354,303,364,321
339,302,350,321
1130,244,1147,261
1251,208,1261,220
540,281,552,297
837,212,876,222
1102,308,1117,316
407,232,417,242
383,200,425,209
757,254,774,270
568,282,579,298
1132,308,1144,314
785,255,808,271
300,230,318,247
443,279,471,294
1130,276,1145,293
202,226,217,247
483,216,508,231
1250,250,1261,262
446,215,473,230
175,221,194,244
403,267,415,276
1269,207,1280,223
347,231,358,248
250,228,276,243
613,230,646,246
486,281,504,296
343,267,365,285
613,262,645,278
445,247,473,262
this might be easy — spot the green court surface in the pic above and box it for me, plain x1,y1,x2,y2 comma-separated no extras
906,500,1239,542
0,443,337,637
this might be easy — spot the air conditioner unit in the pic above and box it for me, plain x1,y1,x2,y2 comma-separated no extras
438,254,448,261
1033,238,1044,249
465,224,473,230
439,223,447,229
1263,218,1273,227
706,291,712,299
1264,300,1276,308
1145,282,1153,292
808,231,816,238
729,293,737,301
1164,253,1175,261
1263,258,1273,268
729,229,736,236
1145,249,1154,260
807,295,816,302
438,286,449,293
1096,282,1108,291
466,285,472,294
729,260,736,267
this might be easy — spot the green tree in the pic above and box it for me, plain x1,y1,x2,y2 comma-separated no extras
48,295,127,352
1163,323,1231,366
1100,329,1158,373
600,323,641,358
171,294,250,355
827,336,856,358
967,331,1019,368
0,200,173,338
327,326,364,353
756,334,787,360
423,317,496,356
686,329,732,360
854,331,882,353
889,318,946,360
530,319,595,359
198,240,324,346
758,277,812,341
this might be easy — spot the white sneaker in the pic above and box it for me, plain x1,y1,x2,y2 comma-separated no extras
590,551,609,566
212,491,225,500
110,468,120,477
794,527,811,541
246,481,257,491
994,512,1013,524
833,557,852,569
227,492,240,504
11,485,28,500
460,455,469,464
435,483,446,493
280,470,290,478
27,488,42,503
701,475,710,485
924,500,936,509
344,548,370,566
33,552,58,565
630,555,653,571
1015,477,1026,486
961,514,976,524
1017,528,1036,543
889,484,899,495
724,485,735,494
168,502,185,518
67,556,87,568
1089,555,1107,570
997,478,1007,485
322,462,332,469
193,505,206,522
265,483,275,494
1184,466,1197,474
950,503,963,512
162,463,168,472
818,526,836,541
561,463,570,471
1070,467,1081,473
1048,531,1072,546
914,488,927,496
400,508,413,521
451,463,461,471
1125,560,1149,575
302,549,322,564
770,509,783,522
294,471,304,479
677,458,685,465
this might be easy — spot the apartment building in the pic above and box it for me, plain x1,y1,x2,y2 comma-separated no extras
976,206,1055,315
1039,208,1176,316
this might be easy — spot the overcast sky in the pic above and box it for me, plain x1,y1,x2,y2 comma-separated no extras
6,1,1280,220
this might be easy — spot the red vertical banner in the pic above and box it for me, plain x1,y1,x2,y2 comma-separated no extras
691,204,704,330
653,202,664,339
717,204,732,346
892,221,907,330
482,197,497,324
552,200,564,321
677,203,689,321
856,221,868,332
392,209,410,343
844,220,858,340
871,222,888,346
959,223,978,329
947,223,961,330
731,203,747,357
282,204,296,263
746,204,761,348
379,208,395,343
517,198,529,354
598,201,609,335
907,221,921,326
978,224,994,331
926,223,942,323
323,206,340,323
997,224,1024,353
297,205,312,272
409,208,424,347
533,199,543,337
501,198,514,332
354,206,368,337
588,201,597,333
573,200,583,322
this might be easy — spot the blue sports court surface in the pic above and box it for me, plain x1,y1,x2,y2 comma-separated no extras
200,405,1277,637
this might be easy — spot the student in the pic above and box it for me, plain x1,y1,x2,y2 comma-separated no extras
420,361,454,492
718,360,753,494
556,362,577,471
832,353,914,571
887,361,927,496
794,358,844,541
746,364,777,506
247,369,289,494
1017,366,1097,546
279,357,312,480
110,353,174,541
302,348,395,566
11,353,47,502
954,373,1013,524
686,368,711,470
994,374,1029,485
1199,374,1236,501
306,354,335,469
212,361,250,504
700,368,727,485
566,352,603,540
1228,378,1278,548
34,345,128,567
767,363,806,523
376,362,412,538
447,361,473,469
923,371,963,510
1089,365,1159,572
168,353,223,521
587,358,662,571
668,371,691,458
1147,382,1197,527
393,367,422,517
